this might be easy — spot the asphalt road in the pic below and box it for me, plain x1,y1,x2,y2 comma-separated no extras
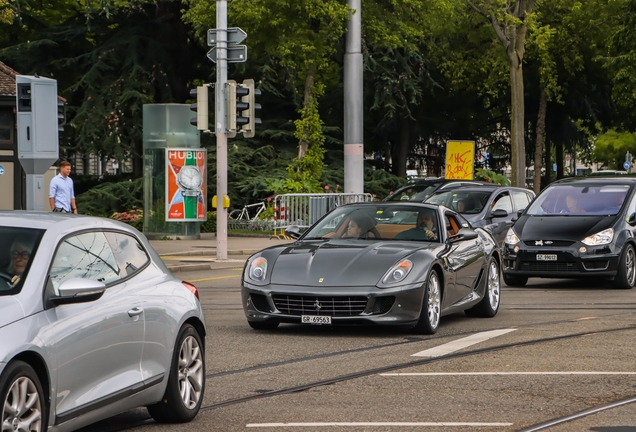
81,270,636,432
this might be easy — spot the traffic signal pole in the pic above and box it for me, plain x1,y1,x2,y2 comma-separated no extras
215,0,228,260
344,0,364,194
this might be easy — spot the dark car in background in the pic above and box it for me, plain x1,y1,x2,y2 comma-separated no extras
502,177,636,288
383,178,496,202
425,186,536,247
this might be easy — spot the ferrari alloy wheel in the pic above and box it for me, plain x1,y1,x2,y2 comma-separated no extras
147,324,205,423
466,257,501,318
412,269,441,334
0,361,45,432
615,244,636,289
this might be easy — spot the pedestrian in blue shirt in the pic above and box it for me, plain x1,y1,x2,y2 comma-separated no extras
49,160,77,214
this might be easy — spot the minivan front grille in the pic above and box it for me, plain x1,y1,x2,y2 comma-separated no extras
520,261,577,272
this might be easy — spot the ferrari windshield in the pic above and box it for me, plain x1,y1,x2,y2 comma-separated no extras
302,204,446,243
0,227,45,294
526,184,630,216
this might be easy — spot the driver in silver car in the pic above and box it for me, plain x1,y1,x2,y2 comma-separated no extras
5,238,33,287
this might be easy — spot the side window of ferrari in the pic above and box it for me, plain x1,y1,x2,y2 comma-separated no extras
49,231,121,294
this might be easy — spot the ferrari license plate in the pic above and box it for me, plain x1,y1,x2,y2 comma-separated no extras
301,315,332,325
536,254,557,261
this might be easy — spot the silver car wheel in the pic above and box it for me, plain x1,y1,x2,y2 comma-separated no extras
178,335,204,410
487,260,501,310
2,376,42,432
626,247,636,286
427,272,441,329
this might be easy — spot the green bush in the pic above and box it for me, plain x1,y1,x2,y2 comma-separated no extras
200,212,217,233
77,178,143,217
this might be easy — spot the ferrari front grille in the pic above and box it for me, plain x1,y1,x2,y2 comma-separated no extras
272,295,368,316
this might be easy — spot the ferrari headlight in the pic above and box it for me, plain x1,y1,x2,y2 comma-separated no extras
381,260,413,284
581,228,614,246
505,228,520,245
248,257,268,281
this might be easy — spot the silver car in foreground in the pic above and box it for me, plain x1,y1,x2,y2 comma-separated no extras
0,212,206,431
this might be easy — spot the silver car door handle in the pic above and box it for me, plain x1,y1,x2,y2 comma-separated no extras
128,307,143,317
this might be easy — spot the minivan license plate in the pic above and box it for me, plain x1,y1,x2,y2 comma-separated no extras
536,254,557,261
301,315,332,325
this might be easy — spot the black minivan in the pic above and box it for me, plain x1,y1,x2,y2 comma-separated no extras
502,177,636,289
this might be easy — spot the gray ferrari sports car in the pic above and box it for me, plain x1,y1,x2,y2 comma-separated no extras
241,202,501,334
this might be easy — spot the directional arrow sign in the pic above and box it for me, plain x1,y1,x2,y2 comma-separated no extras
207,45,247,63
207,27,248,46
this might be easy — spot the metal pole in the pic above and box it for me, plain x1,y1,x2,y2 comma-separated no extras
344,0,364,194
216,0,228,260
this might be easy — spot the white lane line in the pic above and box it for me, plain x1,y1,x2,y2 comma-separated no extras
411,328,516,357
247,422,513,428
381,372,636,376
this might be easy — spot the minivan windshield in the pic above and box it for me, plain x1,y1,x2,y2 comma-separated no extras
0,227,44,294
526,184,629,216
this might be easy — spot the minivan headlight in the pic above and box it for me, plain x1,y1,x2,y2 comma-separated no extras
582,228,614,246
505,228,520,245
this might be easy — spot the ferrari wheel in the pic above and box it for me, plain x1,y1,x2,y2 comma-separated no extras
503,273,527,287
614,244,636,289
412,269,441,334
147,324,205,423
466,257,500,318
1,361,46,432
248,320,279,330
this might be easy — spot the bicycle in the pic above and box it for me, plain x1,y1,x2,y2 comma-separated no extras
229,202,266,222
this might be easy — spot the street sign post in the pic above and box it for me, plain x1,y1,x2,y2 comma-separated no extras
208,27,247,46
206,45,247,63
623,161,631,170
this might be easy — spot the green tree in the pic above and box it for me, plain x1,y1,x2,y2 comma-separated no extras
184,0,350,192
467,0,537,187
592,130,636,169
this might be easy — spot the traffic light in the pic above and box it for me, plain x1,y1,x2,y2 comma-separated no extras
189,85,209,130
57,99,66,132
240,79,261,138
226,80,249,138
226,79,261,138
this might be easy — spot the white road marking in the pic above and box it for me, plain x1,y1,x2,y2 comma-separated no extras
411,328,516,357
381,371,636,376
247,422,513,428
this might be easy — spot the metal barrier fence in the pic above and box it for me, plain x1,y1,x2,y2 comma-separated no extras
272,193,374,239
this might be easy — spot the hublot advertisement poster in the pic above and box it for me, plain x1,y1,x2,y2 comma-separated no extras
166,148,207,221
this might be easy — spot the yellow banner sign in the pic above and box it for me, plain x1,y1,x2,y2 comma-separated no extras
445,141,475,180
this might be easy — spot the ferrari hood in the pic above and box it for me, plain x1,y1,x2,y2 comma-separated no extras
269,240,429,287
515,215,616,241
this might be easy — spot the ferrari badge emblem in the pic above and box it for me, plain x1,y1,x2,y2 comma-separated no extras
319,278,324,283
